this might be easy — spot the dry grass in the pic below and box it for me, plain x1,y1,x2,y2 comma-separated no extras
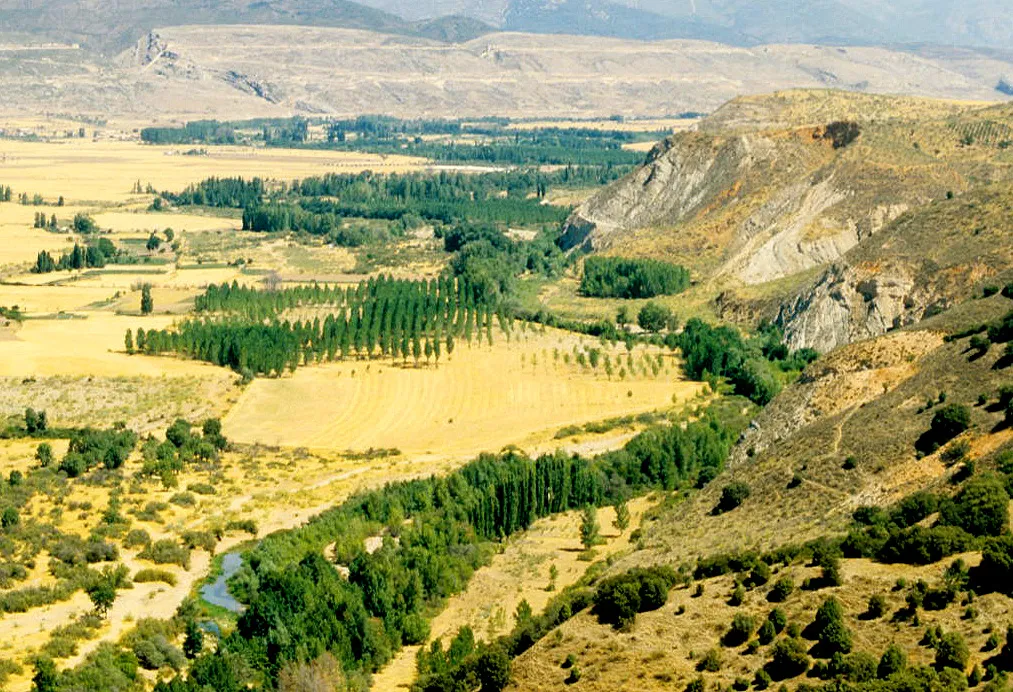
373,496,659,690
223,326,703,457
508,553,1013,692
0,139,424,204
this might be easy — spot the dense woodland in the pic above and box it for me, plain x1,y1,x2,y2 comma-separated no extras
580,256,691,299
139,115,663,166
163,168,620,238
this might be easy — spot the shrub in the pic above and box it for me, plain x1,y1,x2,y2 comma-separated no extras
169,492,196,507
225,519,258,536
811,597,852,656
935,632,969,671
698,648,722,672
123,529,151,549
753,669,773,690
716,482,751,513
939,474,1010,537
138,539,191,570
729,584,746,606
866,594,887,619
768,576,794,603
724,614,756,647
133,569,177,586
188,483,216,496
768,638,810,680
768,608,787,633
758,620,777,645
917,404,971,455
878,644,907,679
593,566,678,628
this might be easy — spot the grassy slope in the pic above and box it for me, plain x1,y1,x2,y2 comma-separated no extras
506,293,1013,691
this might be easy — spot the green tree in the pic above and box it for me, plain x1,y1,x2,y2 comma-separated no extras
940,473,1009,536
1,507,19,530
140,284,154,315
87,579,117,616
935,631,969,671
35,442,53,466
475,648,511,692
124,329,134,354
183,620,204,659
580,505,601,549
877,644,907,678
32,656,60,692
146,233,161,251
613,500,630,534
637,301,672,332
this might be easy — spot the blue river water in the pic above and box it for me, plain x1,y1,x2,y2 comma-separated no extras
199,551,245,613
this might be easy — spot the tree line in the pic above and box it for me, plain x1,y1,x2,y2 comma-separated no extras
580,256,691,299
33,238,118,274
143,401,748,692
131,276,506,376
162,168,618,236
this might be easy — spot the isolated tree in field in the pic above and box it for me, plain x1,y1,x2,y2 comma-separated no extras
87,578,117,616
146,233,161,251
140,284,154,315
124,329,134,354
616,305,630,328
637,301,672,332
613,500,631,534
36,442,53,466
580,505,601,549
72,213,97,234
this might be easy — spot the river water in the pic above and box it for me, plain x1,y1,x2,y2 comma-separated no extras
199,551,245,613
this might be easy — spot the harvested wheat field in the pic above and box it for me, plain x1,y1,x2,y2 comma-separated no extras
0,313,218,378
0,139,425,203
224,327,703,457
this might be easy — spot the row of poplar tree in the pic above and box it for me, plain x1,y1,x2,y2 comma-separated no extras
130,276,508,375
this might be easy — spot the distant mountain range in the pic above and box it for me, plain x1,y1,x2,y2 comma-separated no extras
2,0,1011,54
358,0,1013,50
0,0,491,53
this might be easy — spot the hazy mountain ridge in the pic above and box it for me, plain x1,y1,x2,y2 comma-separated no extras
358,0,1013,49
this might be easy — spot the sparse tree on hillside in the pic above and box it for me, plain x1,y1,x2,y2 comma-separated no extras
580,505,601,550
613,500,630,535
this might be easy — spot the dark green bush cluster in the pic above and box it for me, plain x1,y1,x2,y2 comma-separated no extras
58,427,138,478
592,565,679,628
580,256,690,299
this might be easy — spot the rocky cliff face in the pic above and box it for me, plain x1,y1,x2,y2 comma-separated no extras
775,183,1013,352
560,126,915,285
774,262,951,353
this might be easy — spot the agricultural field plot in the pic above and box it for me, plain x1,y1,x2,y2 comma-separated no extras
0,312,218,378
0,139,426,204
223,326,704,457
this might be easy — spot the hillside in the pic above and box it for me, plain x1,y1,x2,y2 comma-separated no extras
505,286,1013,692
2,33,1011,125
0,0,491,54
561,92,1013,288
777,183,1013,353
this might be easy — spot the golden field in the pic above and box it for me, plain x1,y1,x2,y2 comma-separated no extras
223,327,702,457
